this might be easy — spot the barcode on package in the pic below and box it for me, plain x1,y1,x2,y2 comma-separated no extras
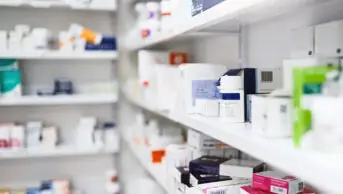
206,188,228,194
271,186,287,194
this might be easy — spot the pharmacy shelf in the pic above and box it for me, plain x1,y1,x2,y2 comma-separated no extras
0,0,116,11
0,146,118,160
123,85,343,193
0,93,118,106
123,134,168,191
125,0,329,50
0,51,117,60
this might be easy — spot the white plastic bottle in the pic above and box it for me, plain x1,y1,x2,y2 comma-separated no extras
217,75,245,123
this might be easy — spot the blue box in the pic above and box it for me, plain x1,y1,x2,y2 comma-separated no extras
192,0,225,16
85,36,117,51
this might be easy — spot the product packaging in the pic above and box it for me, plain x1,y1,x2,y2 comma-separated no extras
187,179,251,194
189,156,230,175
181,63,226,116
187,129,228,150
218,68,281,121
0,59,21,97
252,171,304,194
292,58,338,146
172,167,191,194
26,121,42,148
190,173,232,186
0,123,13,150
174,167,191,186
103,122,119,150
219,159,264,179
10,125,24,150
240,185,315,194
155,64,182,111
251,92,292,138
32,28,50,50
69,24,102,44
166,144,193,191
76,117,96,148
217,75,244,123
41,127,58,148
85,36,117,51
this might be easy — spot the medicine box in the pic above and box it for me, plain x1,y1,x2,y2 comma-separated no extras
240,186,315,194
174,167,191,186
188,129,228,150
219,159,265,179
190,172,231,186
187,179,251,194
220,68,281,120
250,95,266,131
251,93,292,138
264,95,292,138
252,171,304,194
189,156,230,175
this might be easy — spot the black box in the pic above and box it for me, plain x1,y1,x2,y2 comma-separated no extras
189,156,230,175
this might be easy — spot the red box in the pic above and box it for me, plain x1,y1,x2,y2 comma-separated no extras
240,185,315,194
252,171,304,194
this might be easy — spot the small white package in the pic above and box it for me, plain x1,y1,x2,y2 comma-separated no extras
187,129,228,150
219,159,264,179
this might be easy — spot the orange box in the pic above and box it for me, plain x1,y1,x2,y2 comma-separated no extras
170,52,188,65
151,149,166,163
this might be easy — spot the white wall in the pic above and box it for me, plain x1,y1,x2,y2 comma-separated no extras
246,0,343,68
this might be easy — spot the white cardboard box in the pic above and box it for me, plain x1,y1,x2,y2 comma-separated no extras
187,129,229,150
187,179,251,194
219,159,264,179
251,94,292,138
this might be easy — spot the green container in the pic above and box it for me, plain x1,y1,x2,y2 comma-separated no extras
0,59,21,96
293,65,337,147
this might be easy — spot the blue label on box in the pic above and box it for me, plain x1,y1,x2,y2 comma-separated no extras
220,93,241,100
192,80,220,105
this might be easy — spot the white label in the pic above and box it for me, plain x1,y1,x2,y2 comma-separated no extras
206,188,228,194
190,174,198,186
219,101,240,119
271,186,287,194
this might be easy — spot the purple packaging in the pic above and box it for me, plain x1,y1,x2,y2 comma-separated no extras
189,156,230,175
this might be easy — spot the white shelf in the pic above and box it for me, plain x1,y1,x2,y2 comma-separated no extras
0,146,118,159
125,0,328,50
123,85,343,193
0,51,117,60
123,135,168,191
0,0,116,11
0,93,118,106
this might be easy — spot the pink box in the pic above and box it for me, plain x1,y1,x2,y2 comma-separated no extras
252,171,304,194
240,185,314,194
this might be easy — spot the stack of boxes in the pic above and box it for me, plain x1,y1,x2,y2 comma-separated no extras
164,130,315,194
